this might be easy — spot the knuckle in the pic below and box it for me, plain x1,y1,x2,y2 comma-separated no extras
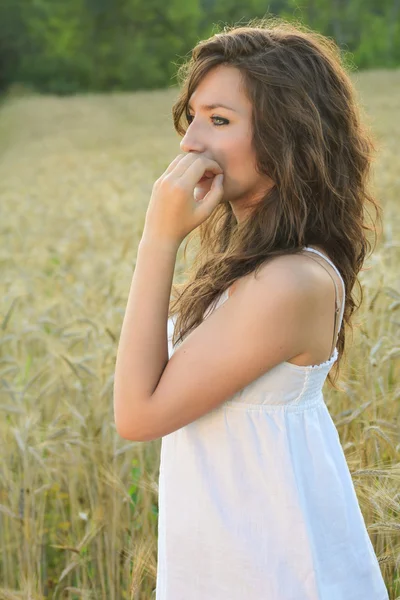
161,174,173,186
174,180,186,192
163,175,185,192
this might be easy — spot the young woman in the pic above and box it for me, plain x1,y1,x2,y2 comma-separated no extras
113,20,388,600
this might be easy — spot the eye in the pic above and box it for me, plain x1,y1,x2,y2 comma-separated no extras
186,113,229,127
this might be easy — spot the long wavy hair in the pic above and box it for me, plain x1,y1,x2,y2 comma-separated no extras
168,17,382,388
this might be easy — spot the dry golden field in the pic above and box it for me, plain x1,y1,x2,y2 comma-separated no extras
0,69,399,599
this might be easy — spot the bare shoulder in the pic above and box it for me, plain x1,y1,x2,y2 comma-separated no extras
230,250,323,299
120,251,324,441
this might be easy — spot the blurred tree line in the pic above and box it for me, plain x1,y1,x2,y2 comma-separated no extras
0,0,399,95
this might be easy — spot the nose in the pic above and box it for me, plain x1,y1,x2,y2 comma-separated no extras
180,123,207,154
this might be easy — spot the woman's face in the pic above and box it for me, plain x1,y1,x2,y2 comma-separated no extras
180,64,274,222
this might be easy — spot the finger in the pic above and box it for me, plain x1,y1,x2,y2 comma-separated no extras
195,173,224,214
167,153,221,179
164,152,197,178
162,153,187,177
176,156,223,184
174,155,223,186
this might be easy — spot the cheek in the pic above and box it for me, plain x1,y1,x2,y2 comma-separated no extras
228,148,257,182
217,131,255,180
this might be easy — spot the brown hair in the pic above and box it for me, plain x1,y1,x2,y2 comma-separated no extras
168,17,382,388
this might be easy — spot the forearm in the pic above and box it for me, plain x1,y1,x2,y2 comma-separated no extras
113,235,180,429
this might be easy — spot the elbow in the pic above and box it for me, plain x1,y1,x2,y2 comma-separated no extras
114,402,142,442
114,404,153,442
113,392,156,442
114,414,143,441
115,418,156,442
115,421,138,441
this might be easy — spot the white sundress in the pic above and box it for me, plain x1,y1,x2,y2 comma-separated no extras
155,247,389,600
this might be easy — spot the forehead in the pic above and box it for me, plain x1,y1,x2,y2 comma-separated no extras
188,65,250,115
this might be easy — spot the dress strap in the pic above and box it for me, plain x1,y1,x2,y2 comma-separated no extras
302,247,346,358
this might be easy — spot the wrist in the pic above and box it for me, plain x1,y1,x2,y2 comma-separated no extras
139,233,181,254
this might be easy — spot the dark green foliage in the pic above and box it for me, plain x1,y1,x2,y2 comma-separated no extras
0,0,399,94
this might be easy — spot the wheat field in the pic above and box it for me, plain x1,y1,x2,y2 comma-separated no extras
0,69,399,599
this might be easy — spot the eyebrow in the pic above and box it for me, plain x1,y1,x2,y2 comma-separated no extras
187,102,238,113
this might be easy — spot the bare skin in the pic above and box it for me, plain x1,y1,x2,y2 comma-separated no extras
114,70,346,441
227,245,344,368
181,64,343,369
180,64,275,223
